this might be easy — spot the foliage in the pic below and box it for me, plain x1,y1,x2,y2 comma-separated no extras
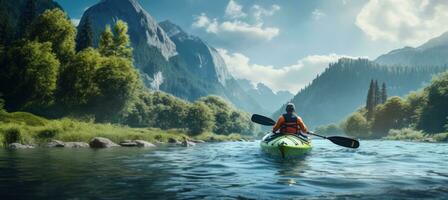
0,111,48,126
186,102,214,135
342,110,370,138
99,20,132,59
315,123,344,136
417,72,448,133
18,0,36,37
432,132,448,142
57,48,102,108
28,8,76,64
384,128,426,141
2,40,60,110
371,96,410,137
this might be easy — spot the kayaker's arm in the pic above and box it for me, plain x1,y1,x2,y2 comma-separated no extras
297,117,308,133
272,116,285,133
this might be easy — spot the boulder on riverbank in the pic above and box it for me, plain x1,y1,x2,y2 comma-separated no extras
8,143,34,149
168,138,181,145
89,137,119,148
46,140,65,148
65,142,89,148
181,137,196,147
119,140,156,147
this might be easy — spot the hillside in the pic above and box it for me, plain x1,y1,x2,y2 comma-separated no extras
375,32,448,67
273,58,448,128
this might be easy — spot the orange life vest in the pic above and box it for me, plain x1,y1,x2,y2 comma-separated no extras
280,114,299,134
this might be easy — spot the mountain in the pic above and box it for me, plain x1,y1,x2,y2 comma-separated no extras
158,20,263,113
236,79,293,115
273,58,448,128
375,32,448,67
79,0,262,113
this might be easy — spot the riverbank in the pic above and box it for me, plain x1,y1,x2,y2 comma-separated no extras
382,128,448,142
0,111,246,148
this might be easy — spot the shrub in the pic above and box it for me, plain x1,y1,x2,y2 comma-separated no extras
432,132,448,142
2,127,22,145
37,128,60,140
384,128,426,141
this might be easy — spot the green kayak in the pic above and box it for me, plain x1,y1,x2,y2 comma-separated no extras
260,133,312,158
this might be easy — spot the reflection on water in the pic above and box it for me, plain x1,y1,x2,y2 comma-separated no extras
0,140,447,199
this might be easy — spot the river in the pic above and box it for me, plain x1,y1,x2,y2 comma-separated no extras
0,139,447,199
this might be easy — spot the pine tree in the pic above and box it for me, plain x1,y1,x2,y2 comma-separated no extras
374,80,380,106
76,17,93,52
113,20,132,59
99,25,114,56
381,82,387,104
366,79,375,118
19,0,37,37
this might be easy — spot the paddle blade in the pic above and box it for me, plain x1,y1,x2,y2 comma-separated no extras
327,136,360,148
251,114,276,126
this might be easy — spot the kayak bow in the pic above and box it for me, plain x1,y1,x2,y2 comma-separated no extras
260,133,312,158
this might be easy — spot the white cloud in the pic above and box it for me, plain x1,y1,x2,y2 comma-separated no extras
225,0,247,19
356,0,448,46
193,13,279,41
218,49,361,93
252,4,281,21
312,9,326,20
71,19,80,26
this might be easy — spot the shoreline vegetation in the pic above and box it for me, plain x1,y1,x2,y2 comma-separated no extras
0,110,247,149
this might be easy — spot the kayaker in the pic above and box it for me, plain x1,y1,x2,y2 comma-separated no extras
272,103,308,135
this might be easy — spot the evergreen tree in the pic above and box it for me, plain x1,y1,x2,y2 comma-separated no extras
366,79,375,118
19,0,36,37
113,20,132,59
381,82,387,104
374,80,380,106
76,17,93,52
99,25,114,57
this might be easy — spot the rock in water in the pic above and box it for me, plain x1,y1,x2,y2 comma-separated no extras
135,140,156,147
65,142,89,148
46,140,65,148
8,143,34,149
89,137,119,148
79,0,177,60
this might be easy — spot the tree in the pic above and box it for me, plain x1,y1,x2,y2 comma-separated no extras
28,8,76,64
372,96,410,137
381,82,387,104
186,102,214,135
417,72,448,133
19,0,37,37
99,25,114,57
99,20,132,59
366,80,375,118
3,41,60,110
76,17,93,52
57,48,102,108
374,80,381,106
342,111,370,138
113,20,132,59
92,56,139,121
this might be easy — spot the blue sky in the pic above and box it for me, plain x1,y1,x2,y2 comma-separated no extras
55,0,448,93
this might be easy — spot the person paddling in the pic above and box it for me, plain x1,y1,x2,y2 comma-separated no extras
272,103,308,137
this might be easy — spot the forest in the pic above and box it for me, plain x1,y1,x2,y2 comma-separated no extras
0,6,256,138
342,72,448,141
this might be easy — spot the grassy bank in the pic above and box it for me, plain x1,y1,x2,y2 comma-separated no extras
383,128,448,142
0,111,244,148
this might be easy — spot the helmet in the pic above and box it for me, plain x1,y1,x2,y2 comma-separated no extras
285,103,295,112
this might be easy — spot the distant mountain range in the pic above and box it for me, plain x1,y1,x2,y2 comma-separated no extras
375,32,448,67
237,79,293,115
78,0,264,113
274,32,448,128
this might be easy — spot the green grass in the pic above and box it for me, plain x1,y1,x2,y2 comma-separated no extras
384,128,448,142
0,111,242,148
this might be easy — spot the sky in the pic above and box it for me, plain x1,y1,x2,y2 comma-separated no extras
55,0,448,93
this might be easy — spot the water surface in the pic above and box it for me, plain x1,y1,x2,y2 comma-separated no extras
0,140,447,199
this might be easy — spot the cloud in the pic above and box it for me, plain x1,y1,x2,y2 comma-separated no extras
252,4,281,21
192,1,280,42
312,9,326,20
218,49,361,93
193,13,279,41
71,19,80,26
356,0,448,46
225,0,247,19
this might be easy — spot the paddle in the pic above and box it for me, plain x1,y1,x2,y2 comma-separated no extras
251,114,360,149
